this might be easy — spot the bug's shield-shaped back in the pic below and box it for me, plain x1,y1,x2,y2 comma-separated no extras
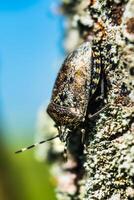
47,42,92,130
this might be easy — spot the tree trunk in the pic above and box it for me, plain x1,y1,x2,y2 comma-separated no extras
39,1,134,199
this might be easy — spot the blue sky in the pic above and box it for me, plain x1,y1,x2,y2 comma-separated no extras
1,0,64,140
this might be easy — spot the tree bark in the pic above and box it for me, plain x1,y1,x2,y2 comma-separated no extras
37,1,134,199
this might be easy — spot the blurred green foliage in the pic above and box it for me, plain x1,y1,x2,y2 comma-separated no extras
0,135,57,200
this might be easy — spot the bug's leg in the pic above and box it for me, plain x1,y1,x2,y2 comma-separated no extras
95,73,105,101
63,140,68,162
88,103,109,119
58,126,69,161
101,73,105,99
81,129,86,144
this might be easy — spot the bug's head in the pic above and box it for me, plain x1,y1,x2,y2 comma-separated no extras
47,102,82,126
54,125,70,142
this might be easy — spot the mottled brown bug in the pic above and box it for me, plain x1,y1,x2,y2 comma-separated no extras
15,41,102,154
47,41,101,142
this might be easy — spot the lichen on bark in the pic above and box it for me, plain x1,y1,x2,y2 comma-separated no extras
36,0,134,199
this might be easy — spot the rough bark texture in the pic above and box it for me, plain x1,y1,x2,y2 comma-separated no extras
36,0,134,199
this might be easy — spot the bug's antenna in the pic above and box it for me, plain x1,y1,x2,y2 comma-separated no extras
15,134,59,154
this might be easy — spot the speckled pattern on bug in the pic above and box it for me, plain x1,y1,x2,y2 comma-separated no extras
47,41,102,142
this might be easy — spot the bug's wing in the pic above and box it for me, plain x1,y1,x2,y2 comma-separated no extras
47,42,92,125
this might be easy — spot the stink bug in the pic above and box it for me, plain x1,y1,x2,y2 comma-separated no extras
15,41,103,154
47,41,102,142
